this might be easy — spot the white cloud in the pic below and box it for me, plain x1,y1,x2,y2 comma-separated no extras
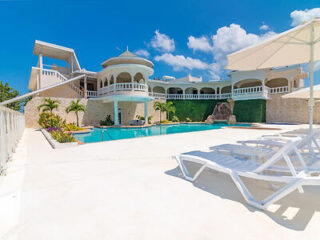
209,24,276,78
187,36,212,52
150,30,175,52
154,53,209,71
290,8,320,26
134,49,150,58
259,24,270,31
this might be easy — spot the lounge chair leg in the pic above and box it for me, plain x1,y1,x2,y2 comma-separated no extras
262,179,303,209
174,156,206,182
230,172,264,209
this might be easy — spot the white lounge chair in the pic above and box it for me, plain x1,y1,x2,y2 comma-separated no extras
210,143,274,161
174,136,320,210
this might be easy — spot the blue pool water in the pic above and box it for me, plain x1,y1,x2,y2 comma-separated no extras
74,123,251,143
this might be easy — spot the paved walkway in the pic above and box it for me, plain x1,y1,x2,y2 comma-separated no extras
1,126,320,240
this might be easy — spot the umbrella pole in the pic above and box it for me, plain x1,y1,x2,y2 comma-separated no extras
309,23,315,134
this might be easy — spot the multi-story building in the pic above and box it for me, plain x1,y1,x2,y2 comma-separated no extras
26,40,308,127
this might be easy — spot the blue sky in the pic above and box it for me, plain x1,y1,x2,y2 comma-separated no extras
0,0,320,94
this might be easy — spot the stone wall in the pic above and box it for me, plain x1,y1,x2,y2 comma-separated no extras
25,97,166,128
266,94,320,124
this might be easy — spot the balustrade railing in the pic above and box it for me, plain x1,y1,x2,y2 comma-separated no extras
269,86,289,94
98,83,148,96
0,106,25,175
86,90,97,97
233,86,264,95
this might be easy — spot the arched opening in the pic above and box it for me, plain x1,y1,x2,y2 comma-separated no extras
234,79,262,89
148,86,152,92
116,72,132,83
265,78,288,88
100,80,103,88
153,86,165,94
104,78,108,87
185,87,198,94
134,72,145,84
168,87,183,94
200,87,215,94
221,86,231,93
109,75,115,85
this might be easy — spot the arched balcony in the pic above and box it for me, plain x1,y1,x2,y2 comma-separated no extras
149,86,166,99
266,78,289,94
167,87,184,99
98,71,148,97
232,79,267,100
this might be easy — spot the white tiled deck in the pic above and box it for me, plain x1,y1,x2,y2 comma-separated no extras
1,125,320,240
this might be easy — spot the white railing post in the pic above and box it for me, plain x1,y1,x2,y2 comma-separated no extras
0,106,25,175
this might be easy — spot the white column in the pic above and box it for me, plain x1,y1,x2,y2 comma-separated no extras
131,74,134,92
309,23,315,132
288,78,292,92
84,75,87,98
38,54,43,91
71,56,74,73
144,101,148,125
231,84,234,98
114,101,119,125
113,74,117,93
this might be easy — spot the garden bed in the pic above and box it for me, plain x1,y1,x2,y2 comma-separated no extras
41,128,78,149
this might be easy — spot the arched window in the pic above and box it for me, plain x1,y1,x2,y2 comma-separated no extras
200,87,215,94
168,87,183,94
153,86,166,94
185,87,198,94
116,72,132,83
134,72,145,84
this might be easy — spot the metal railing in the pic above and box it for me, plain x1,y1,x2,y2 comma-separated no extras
0,106,25,175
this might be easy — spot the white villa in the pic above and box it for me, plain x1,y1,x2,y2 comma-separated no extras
26,40,309,127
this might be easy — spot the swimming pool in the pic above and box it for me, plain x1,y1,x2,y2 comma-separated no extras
73,123,251,143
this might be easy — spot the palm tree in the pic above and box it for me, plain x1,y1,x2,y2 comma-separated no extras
66,99,86,126
37,98,60,113
165,101,176,120
154,101,166,123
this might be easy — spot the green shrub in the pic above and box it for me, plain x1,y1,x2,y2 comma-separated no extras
169,100,226,122
233,100,266,122
100,115,114,126
64,123,84,131
185,117,192,122
50,130,76,143
38,112,66,128
171,115,179,122
136,115,153,124
160,120,170,124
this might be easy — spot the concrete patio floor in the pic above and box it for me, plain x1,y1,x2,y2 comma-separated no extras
1,125,320,240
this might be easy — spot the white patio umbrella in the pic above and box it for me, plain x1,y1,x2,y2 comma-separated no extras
282,84,320,99
226,18,320,131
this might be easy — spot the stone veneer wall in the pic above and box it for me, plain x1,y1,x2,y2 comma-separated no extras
266,94,320,124
25,97,166,128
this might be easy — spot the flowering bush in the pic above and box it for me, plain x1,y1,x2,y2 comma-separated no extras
38,112,65,128
64,123,84,131
46,127,60,132
50,129,76,143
